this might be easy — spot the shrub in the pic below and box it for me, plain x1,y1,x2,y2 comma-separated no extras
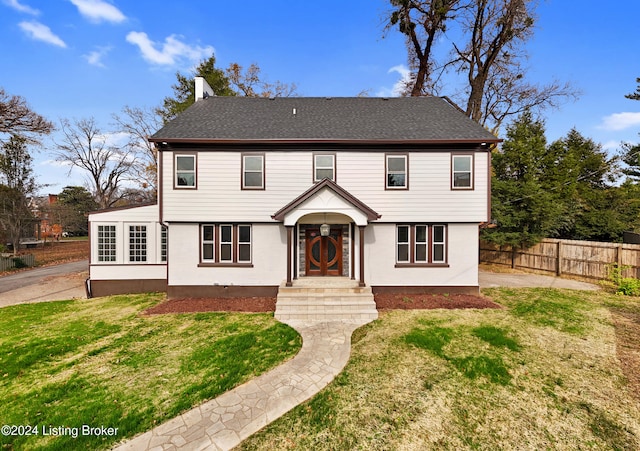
616,278,640,296
12,257,28,269
607,263,640,296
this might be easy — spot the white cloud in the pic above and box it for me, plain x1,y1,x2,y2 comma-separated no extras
3,0,40,15
376,64,412,97
69,0,126,24
599,112,640,131
126,31,214,66
602,140,623,151
18,21,66,47
84,46,111,67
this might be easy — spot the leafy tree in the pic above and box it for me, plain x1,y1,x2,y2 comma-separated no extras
483,111,569,247
548,129,617,240
55,186,98,236
158,55,298,123
54,117,133,209
626,77,640,101
0,87,53,144
0,135,38,254
158,55,236,123
385,0,577,132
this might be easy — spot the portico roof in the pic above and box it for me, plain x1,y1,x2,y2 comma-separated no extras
271,178,381,226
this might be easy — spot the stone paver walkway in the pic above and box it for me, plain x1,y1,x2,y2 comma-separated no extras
112,319,367,451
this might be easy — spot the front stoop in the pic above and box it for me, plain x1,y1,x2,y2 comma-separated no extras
275,277,378,322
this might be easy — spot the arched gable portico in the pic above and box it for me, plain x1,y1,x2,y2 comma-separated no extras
272,179,380,287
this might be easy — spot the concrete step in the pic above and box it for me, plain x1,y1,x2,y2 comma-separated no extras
275,279,378,322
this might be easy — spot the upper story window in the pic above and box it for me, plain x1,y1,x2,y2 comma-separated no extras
242,154,265,189
175,154,196,188
314,154,335,182
386,154,408,189
452,154,473,189
97,225,116,262
128,225,147,262
396,224,447,266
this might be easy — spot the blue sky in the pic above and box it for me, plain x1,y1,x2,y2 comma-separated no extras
1,0,639,192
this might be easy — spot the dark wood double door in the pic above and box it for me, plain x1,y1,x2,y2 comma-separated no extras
305,227,343,276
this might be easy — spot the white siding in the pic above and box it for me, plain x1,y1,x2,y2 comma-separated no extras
168,223,287,286
161,150,489,223
89,206,167,281
366,223,479,287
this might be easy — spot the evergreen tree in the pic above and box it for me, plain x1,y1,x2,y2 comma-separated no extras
483,111,569,247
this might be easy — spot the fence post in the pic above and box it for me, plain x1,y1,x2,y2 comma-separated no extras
617,244,623,274
511,246,517,269
556,241,563,276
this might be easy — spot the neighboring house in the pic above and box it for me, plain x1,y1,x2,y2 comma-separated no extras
88,78,500,299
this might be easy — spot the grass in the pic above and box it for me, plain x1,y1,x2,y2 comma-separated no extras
0,293,301,450
240,288,640,450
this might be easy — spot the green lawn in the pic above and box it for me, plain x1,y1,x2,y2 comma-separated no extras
240,288,640,450
0,294,301,450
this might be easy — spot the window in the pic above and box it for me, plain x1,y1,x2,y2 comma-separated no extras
314,154,335,182
396,224,447,266
97,225,116,262
129,225,147,262
200,224,252,265
396,225,410,263
202,225,215,261
432,225,446,263
386,154,408,189
175,154,196,188
452,154,473,189
160,226,168,262
220,225,233,261
242,154,264,189
238,225,251,262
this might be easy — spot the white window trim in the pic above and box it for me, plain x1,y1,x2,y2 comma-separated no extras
175,154,197,189
127,224,148,263
97,224,117,263
313,154,336,182
452,154,474,190
242,154,265,189
237,224,252,263
395,224,448,266
386,154,408,189
432,225,447,263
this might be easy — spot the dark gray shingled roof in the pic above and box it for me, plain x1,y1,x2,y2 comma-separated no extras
150,96,499,143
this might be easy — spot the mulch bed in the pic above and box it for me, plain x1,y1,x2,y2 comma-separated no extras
374,293,501,310
143,293,500,315
144,297,277,314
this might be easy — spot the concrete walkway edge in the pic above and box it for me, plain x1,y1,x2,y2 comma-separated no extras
112,319,366,451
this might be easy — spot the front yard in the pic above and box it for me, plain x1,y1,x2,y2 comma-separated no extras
0,293,301,450
1,288,639,450
240,288,640,450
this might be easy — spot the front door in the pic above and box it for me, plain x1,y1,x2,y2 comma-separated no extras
305,227,343,276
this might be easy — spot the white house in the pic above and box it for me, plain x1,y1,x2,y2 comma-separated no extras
88,78,500,303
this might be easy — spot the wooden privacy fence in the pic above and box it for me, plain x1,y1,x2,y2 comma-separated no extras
0,254,36,272
480,239,640,281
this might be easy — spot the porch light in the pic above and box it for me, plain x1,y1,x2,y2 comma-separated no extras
320,223,330,236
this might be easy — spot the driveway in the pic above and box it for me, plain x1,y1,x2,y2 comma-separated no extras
0,260,88,308
479,269,599,291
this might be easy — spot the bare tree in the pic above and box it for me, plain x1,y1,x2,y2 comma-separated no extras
386,0,578,132
0,87,53,144
55,117,133,209
112,106,162,197
387,0,466,96
225,63,298,98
